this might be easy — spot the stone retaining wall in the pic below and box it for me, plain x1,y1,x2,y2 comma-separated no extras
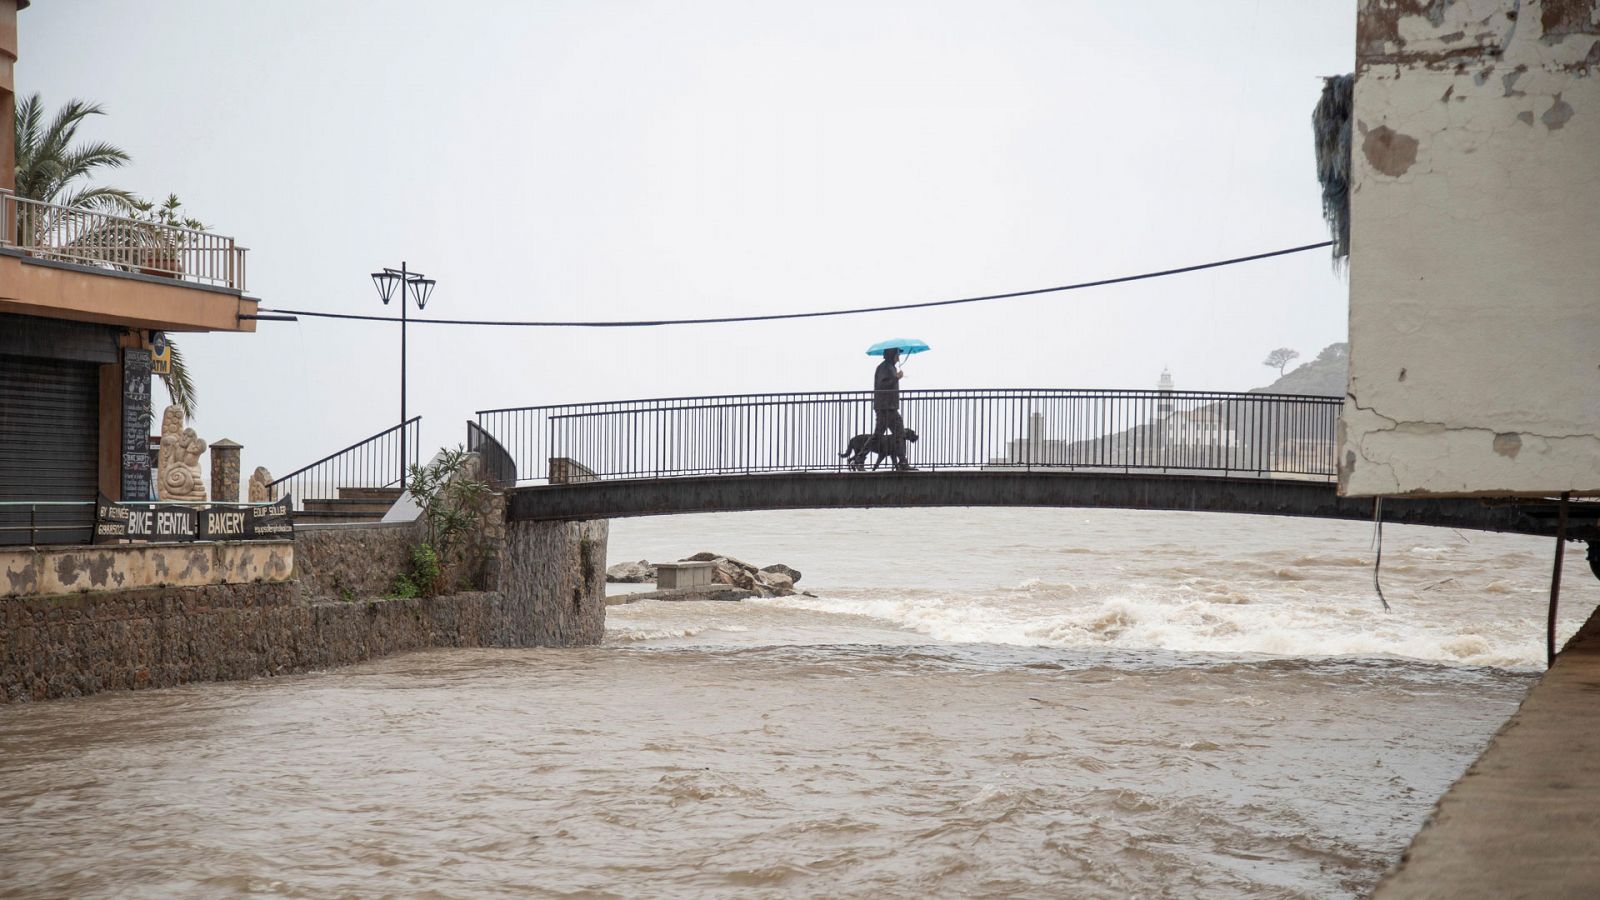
1,518,608,703
294,522,420,599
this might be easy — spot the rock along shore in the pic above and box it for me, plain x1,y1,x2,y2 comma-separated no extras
606,552,807,599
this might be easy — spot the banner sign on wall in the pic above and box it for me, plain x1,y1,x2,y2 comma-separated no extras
94,495,295,544
94,498,196,542
250,496,295,538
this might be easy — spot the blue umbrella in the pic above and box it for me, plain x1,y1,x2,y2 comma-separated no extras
866,338,930,357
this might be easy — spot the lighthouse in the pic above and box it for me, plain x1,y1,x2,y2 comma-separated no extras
1155,367,1175,422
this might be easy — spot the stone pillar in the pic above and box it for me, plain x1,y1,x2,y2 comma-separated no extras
210,439,241,503
498,519,608,646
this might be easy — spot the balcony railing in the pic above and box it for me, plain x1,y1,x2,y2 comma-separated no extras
1,189,248,291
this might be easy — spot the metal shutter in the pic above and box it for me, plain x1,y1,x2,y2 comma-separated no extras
0,355,100,545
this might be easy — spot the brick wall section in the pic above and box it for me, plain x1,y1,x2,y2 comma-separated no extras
1,516,609,703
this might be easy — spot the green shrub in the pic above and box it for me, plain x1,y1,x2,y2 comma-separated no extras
390,573,420,599
397,446,495,597
404,447,490,564
411,544,442,597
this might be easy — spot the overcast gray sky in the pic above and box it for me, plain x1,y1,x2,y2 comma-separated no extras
19,0,1354,476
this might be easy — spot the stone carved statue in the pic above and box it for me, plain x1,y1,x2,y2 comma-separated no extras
155,406,183,493
156,404,208,502
248,466,276,502
159,405,183,445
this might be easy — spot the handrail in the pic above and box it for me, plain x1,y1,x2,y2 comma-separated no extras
271,417,423,484
268,417,421,510
0,500,96,506
466,419,518,488
1,188,248,291
475,388,1343,485
0,501,92,547
476,387,1342,416
0,500,280,506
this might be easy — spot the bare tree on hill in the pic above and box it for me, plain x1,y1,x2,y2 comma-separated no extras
1263,347,1300,377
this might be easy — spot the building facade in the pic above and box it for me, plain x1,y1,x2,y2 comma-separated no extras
1340,0,1600,497
0,0,261,543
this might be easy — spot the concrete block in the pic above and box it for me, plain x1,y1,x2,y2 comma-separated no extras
657,561,713,590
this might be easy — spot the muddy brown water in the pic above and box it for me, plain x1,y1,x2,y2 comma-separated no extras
2,508,1593,898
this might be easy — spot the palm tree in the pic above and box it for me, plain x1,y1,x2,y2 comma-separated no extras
13,94,198,418
160,339,198,421
13,93,137,212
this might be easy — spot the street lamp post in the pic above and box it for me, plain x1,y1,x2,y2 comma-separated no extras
370,262,436,487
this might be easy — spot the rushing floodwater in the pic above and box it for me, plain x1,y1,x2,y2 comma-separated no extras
2,508,1595,898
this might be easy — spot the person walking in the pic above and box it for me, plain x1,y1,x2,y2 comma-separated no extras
869,347,912,470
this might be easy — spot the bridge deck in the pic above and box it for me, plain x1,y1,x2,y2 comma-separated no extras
506,469,1585,538
479,389,1594,538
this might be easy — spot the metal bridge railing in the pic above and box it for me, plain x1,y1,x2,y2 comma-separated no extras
466,420,518,488
268,417,421,511
2,189,248,291
474,389,1342,485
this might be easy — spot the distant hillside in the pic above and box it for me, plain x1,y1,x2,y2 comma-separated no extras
1253,343,1348,397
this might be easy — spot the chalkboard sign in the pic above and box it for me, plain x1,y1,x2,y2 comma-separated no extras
121,347,153,501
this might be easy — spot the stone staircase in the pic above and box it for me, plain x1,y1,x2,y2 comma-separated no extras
296,487,403,525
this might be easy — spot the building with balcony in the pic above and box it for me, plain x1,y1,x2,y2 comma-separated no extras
0,0,262,543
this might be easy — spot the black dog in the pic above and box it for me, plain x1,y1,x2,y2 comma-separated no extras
840,429,919,471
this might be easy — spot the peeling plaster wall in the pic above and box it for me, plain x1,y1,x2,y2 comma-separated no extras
1,541,294,598
1342,0,1600,497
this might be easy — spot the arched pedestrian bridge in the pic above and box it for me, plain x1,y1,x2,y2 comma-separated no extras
470,389,1595,540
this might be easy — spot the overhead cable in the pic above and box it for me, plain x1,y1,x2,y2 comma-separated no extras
260,240,1333,329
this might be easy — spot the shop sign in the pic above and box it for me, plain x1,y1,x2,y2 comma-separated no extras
94,494,294,543
150,332,172,376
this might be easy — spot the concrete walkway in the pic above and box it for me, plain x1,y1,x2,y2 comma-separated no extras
1374,604,1600,899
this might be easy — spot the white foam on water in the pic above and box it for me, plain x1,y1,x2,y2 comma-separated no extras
607,508,1598,670
771,587,1561,669
606,626,709,643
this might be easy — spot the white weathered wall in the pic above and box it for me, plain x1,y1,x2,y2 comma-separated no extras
1341,0,1600,497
